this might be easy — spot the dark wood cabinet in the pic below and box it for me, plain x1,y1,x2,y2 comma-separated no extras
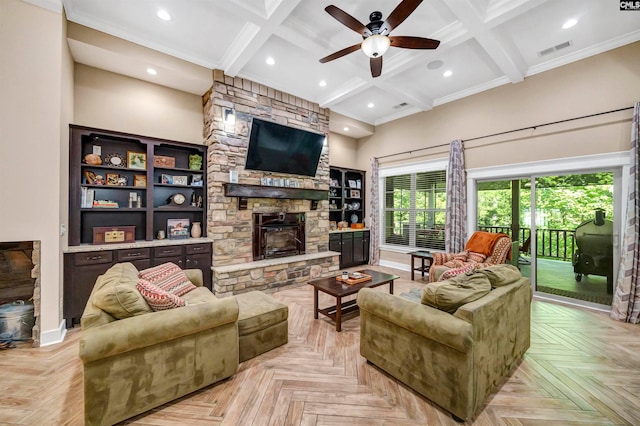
329,166,366,226
63,242,212,328
330,230,370,268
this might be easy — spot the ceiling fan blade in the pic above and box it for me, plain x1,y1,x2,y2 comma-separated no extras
389,36,440,49
381,0,423,34
325,5,370,36
370,56,383,78
319,43,362,63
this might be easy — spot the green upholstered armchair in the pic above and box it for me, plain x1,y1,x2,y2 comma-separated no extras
79,263,239,426
357,271,532,422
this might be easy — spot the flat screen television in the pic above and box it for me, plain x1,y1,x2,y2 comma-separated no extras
245,118,325,177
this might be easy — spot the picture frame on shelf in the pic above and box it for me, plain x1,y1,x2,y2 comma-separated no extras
173,175,188,186
167,218,190,240
134,174,146,187
154,155,175,168
191,174,203,186
329,221,337,231
106,173,120,185
350,189,360,198
348,179,357,188
161,174,173,185
127,151,147,169
104,153,126,168
84,170,96,184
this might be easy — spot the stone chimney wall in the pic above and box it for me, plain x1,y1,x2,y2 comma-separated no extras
203,70,331,268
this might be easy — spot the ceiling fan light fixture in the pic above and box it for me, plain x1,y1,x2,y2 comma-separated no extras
361,34,390,58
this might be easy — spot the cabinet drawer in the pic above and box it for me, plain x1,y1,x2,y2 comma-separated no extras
117,248,151,262
153,246,184,258
185,243,211,255
74,251,113,266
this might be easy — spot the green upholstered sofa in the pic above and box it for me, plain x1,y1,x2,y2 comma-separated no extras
357,267,532,422
79,263,240,426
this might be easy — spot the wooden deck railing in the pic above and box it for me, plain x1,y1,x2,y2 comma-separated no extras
478,226,576,262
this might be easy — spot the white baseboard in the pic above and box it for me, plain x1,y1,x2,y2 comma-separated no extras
379,259,410,272
40,320,67,347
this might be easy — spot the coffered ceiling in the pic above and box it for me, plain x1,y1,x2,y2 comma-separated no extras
49,0,640,137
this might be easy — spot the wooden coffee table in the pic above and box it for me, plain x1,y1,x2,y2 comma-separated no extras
309,269,399,332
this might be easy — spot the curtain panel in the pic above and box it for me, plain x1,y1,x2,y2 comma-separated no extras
369,157,380,265
445,140,467,253
611,102,640,323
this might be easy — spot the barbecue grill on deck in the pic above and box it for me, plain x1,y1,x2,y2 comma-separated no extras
572,209,614,294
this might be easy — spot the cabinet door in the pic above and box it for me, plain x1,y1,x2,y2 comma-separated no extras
341,233,354,268
362,231,370,264
185,254,212,290
329,234,341,253
64,252,114,328
353,232,365,265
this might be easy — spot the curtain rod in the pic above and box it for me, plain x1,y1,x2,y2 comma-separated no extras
375,105,634,160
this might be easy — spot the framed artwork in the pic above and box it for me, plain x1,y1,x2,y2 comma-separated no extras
173,175,188,186
191,174,203,186
167,218,190,240
348,179,357,188
350,189,361,198
329,221,337,231
84,170,96,184
127,151,147,169
106,173,120,186
161,174,173,185
154,155,176,168
134,174,147,187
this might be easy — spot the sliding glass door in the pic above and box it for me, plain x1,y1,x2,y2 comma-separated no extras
476,171,616,307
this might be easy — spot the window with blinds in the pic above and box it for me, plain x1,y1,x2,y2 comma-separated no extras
383,170,446,250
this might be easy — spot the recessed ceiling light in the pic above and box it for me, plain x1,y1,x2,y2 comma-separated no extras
266,57,275,65
146,68,157,75
367,102,374,108
443,70,453,77
344,127,349,132
319,80,327,87
157,10,171,21
427,60,443,70
562,19,577,29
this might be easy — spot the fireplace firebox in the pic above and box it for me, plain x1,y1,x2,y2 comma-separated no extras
253,213,305,261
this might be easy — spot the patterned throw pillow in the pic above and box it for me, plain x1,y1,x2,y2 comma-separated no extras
438,262,476,281
467,251,487,263
136,279,187,311
138,262,196,296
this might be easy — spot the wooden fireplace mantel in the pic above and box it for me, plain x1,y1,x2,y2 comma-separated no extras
223,183,329,210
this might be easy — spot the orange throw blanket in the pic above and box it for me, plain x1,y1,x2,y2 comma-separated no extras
465,231,511,259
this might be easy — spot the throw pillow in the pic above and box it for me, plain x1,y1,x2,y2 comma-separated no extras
136,279,188,311
93,263,152,319
421,273,491,313
467,251,487,263
476,264,522,287
138,262,196,296
438,262,476,281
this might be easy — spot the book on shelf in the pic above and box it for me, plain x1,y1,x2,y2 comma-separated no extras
81,188,95,208
93,200,119,208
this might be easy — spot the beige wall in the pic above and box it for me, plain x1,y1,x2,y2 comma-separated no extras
359,41,640,267
328,132,358,169
0,0,70,338
74,64,204,144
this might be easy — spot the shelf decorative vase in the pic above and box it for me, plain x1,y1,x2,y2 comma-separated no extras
191,222,202,238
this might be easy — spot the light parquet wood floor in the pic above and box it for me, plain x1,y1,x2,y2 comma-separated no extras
3,266,640,425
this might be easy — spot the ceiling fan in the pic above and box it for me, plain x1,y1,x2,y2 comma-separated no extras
319,0,440,78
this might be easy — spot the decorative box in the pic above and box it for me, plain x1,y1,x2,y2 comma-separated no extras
93,226,135,244
153,155,175,168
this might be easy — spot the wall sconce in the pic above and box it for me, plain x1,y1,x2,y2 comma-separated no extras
223,108,235,133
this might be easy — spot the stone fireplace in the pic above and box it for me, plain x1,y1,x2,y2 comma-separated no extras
0,241,41,346
203,70,340,296
253,212,305,261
